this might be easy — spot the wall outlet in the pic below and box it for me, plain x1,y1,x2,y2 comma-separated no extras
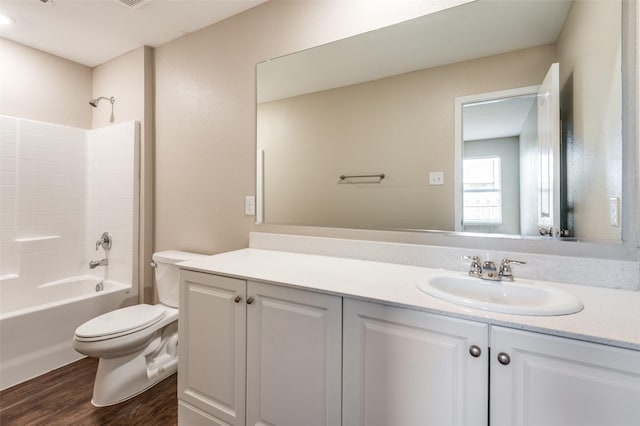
245,196,255,216
429,171,444,186
609,197,620,227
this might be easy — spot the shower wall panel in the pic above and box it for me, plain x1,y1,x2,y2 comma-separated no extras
0,115,138,291
0,115,88,286
87,121,138,286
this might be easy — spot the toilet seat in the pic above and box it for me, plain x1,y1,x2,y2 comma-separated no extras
75,304,166,342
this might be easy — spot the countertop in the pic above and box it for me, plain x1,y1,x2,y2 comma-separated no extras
178,248,640,351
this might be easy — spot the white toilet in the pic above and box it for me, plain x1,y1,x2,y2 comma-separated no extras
73,250,205,407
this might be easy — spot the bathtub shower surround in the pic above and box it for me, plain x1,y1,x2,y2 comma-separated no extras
0,115,139,390
0,116,86,283
88,123,138,285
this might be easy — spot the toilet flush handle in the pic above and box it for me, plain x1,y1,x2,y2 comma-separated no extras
150,261,157,268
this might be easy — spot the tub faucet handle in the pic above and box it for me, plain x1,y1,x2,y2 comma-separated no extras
96,232,112,251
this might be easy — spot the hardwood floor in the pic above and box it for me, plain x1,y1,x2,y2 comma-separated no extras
0,357,177,425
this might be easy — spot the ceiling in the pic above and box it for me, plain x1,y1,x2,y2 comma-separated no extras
0,0,268,67
463,95,537,141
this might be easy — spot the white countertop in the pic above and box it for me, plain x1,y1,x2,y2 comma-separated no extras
179,248,640,351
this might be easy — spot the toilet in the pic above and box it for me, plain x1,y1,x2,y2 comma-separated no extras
73,250,205,407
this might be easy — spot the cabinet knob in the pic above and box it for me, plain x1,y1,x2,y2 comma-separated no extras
247,297,254,305
497,352,511,365
469,345,482,358
234,295,242,303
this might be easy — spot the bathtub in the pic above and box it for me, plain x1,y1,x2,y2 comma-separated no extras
0,275,134,390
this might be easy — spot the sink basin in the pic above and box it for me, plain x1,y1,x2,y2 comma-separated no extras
417,274,583,316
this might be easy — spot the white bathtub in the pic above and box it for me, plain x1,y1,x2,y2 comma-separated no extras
0,275,134,390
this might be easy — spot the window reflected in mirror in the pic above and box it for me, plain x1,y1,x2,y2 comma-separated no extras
463,157,502,227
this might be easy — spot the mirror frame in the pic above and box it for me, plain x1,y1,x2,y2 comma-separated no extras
255,0,638,262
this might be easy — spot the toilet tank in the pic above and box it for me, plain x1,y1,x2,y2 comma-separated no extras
152,250,206,308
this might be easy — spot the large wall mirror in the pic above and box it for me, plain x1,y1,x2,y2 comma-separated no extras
256,0,633,246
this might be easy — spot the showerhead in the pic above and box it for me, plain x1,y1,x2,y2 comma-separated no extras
89,96,115,108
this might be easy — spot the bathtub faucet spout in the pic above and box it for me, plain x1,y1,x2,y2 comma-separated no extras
89,258,108,269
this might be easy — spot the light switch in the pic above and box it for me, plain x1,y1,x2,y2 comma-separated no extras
245,196,255,216
429,171,444,186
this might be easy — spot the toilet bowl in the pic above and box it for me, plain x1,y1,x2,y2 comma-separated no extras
73,250,205,407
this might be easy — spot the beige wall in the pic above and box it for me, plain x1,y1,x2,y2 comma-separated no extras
0,38,92,129
258,45,555,231
92,47,149,129
153,0,469,254
92,46,155,303
557,0,622,241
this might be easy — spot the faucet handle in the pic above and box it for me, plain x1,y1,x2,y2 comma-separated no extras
499,259,526,281
463,255,482,277
95,232,112,251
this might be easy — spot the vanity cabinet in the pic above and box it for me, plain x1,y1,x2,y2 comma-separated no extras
342,298,489,426
490,326,640,426
177,270,342,426
178,269,640,426
342,299,640,426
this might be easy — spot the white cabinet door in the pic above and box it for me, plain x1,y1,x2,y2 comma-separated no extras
246,282,342,426
343,298,489,426
179,270,247,426
491,326,640,426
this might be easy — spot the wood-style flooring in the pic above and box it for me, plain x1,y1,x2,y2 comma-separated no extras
0,357,177,425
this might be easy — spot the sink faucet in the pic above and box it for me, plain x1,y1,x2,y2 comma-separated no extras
464,256,526,281
89,258,108,269
481,260,500,280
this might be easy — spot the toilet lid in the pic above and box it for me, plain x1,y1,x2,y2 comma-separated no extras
75,304,166,340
